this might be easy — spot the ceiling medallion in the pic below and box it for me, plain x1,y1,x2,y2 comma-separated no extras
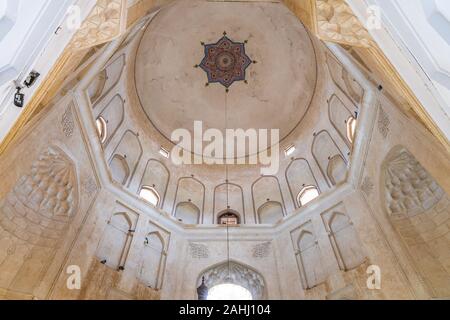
197,32,255,91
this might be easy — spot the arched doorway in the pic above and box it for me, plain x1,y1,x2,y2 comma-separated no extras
197,261,266,300
207,283,252,300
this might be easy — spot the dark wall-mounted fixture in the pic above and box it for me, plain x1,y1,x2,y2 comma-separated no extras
14,87,24,108
24,71,40,88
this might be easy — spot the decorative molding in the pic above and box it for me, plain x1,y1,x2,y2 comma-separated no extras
377,106,390,139
61,103,75,138
251,241,272,259
189,242,209,259
382,146,444,218
313,0,372,48
82,177,99,198
198,261,266,300
0,146,78,249
361,176,374,197
69,0,128,51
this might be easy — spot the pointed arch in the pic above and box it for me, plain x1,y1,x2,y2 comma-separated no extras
197,260,266,300
312,130,349,187
96,212,134,270
172,176,205,223
95,94,125,146
213,182,245,224
109,130,143,187
286,158,321,208
139,231,166,289
139,159,170,208
175,202,200,225
252,176,286,223
296,229,324,289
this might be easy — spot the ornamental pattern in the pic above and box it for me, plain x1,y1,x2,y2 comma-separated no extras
198,34,253,89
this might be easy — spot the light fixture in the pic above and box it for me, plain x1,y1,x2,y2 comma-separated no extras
159,146,170,158
14,87,24,108
24,71,40,88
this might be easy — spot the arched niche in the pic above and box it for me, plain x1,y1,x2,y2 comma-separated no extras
197,261,266,300
139,159,170,208
328,95,357,147
381,146,450,297
95,94,125,146
96,212,134,270
173,177,205,223
175,202,200,225
109,154,130,186
323,210,366,271
0,145,78,255
139,232,166,289
252,176,285,223
213,182,245,224
86,70,106,104
312,130,349,187
326,52,364,106
327,154,347,186
257,201,284,225
296,230,324,289
90,54,126,105
109,130,143,187
286,158,320,208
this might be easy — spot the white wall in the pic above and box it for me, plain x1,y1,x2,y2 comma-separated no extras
346,0,450,143
0,0,96,142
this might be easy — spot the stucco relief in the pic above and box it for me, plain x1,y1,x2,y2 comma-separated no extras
82,177,98,198
315,0,372,48
251,242,271,259
377,106,390,139
361,176,374,197
61,104,75,138
69,0,127,51
189,242,209,259
198,261,266,300
0,146,78,249
383,147,444,218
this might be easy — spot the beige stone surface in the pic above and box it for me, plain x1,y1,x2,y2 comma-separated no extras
0,0,449,300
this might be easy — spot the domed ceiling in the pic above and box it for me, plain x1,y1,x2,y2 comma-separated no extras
134,0,317,157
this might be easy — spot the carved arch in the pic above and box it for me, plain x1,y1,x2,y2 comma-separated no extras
197,260,266,300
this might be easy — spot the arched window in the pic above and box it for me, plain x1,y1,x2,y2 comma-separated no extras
346,116,357,144
297,186,319,206
139,186,160,206
96,116,107,144
218,212,240,225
